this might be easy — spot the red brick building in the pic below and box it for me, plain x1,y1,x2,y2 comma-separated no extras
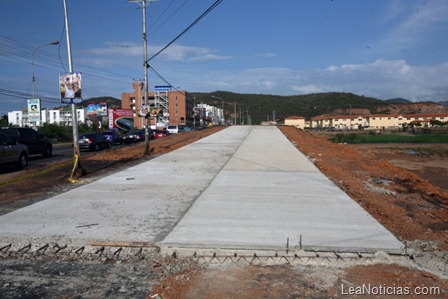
121,82,194,129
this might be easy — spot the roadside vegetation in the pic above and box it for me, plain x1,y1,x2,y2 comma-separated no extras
330,131,448,144
37,123,93,143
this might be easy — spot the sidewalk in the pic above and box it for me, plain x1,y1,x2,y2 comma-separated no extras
0,126,404,254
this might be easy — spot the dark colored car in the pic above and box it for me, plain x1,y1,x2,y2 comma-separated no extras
153,129,170,139
78,133,111,151
0,133,29,169
123,129,146,144
0,127,52,157
102,130,123,145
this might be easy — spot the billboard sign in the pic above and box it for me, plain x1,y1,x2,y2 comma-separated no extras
108,108,134,131
59,72,82,104
27,98,41,122
86,102,108,117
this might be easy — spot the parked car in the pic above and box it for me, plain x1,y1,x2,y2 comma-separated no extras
153,129,170,139
0,127,52,157
123,129,146,144
167,125,179,134
178,125,192,132
78,133,111,151
102,130,123,145
0,133,29,170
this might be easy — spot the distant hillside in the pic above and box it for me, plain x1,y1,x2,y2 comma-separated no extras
81,97,121,108
386,98,412,104
194,91,387,124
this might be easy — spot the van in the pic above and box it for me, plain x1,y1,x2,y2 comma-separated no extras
167,125,179,134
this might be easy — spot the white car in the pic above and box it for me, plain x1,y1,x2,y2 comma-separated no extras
167,125,179,134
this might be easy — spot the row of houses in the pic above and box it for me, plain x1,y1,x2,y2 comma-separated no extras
285,113,448,130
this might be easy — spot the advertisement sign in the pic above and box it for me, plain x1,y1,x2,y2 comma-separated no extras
59,72,82,104
108,108,134,131
86,102,108,117
27,98,41,122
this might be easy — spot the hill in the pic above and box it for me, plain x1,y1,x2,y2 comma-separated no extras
81,96,121,108
386,98,412,104
194,91,385,124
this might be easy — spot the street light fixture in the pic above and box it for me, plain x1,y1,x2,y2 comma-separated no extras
32,41,59,98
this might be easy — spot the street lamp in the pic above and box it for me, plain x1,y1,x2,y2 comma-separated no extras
32,41,59,98
211,95,224,124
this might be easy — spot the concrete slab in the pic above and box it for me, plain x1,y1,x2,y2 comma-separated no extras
160,126,404,254
0,126,404,254
0,126,252,246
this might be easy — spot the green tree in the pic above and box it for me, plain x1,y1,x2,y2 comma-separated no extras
0,114,8,127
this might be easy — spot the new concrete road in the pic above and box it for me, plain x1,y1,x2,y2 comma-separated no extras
0,126,404,256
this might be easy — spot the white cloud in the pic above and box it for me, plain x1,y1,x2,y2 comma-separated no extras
85,42,231,64
157,45,231,62
254,52,276,58
187,59,448,101
380,1,448,50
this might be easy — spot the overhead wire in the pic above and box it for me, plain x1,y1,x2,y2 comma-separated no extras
149,0,192,35
146,0,223,62
1,0,225,110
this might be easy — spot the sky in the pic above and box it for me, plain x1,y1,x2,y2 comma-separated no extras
1,0,448,115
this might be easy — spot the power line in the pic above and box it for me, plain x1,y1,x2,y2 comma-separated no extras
146,0,223,62
149,0,192,35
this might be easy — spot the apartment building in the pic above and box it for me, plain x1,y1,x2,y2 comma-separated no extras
310,113,448,129
121,83,194,129
8,108,86,127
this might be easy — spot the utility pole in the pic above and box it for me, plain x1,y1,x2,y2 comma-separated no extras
63,0,84,181
142,0,150,154
130,0,151,154
234,102,237,125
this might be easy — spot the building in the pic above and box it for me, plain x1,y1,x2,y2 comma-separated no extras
121,83,195,129
197,103,223,125
47,107,86,126
284,115,306,129
8,108,86,127
310,113,448,130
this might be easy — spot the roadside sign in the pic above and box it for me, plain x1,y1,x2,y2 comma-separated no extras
60,72,83,104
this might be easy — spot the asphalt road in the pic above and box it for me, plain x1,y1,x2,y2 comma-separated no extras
0,143,127,175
